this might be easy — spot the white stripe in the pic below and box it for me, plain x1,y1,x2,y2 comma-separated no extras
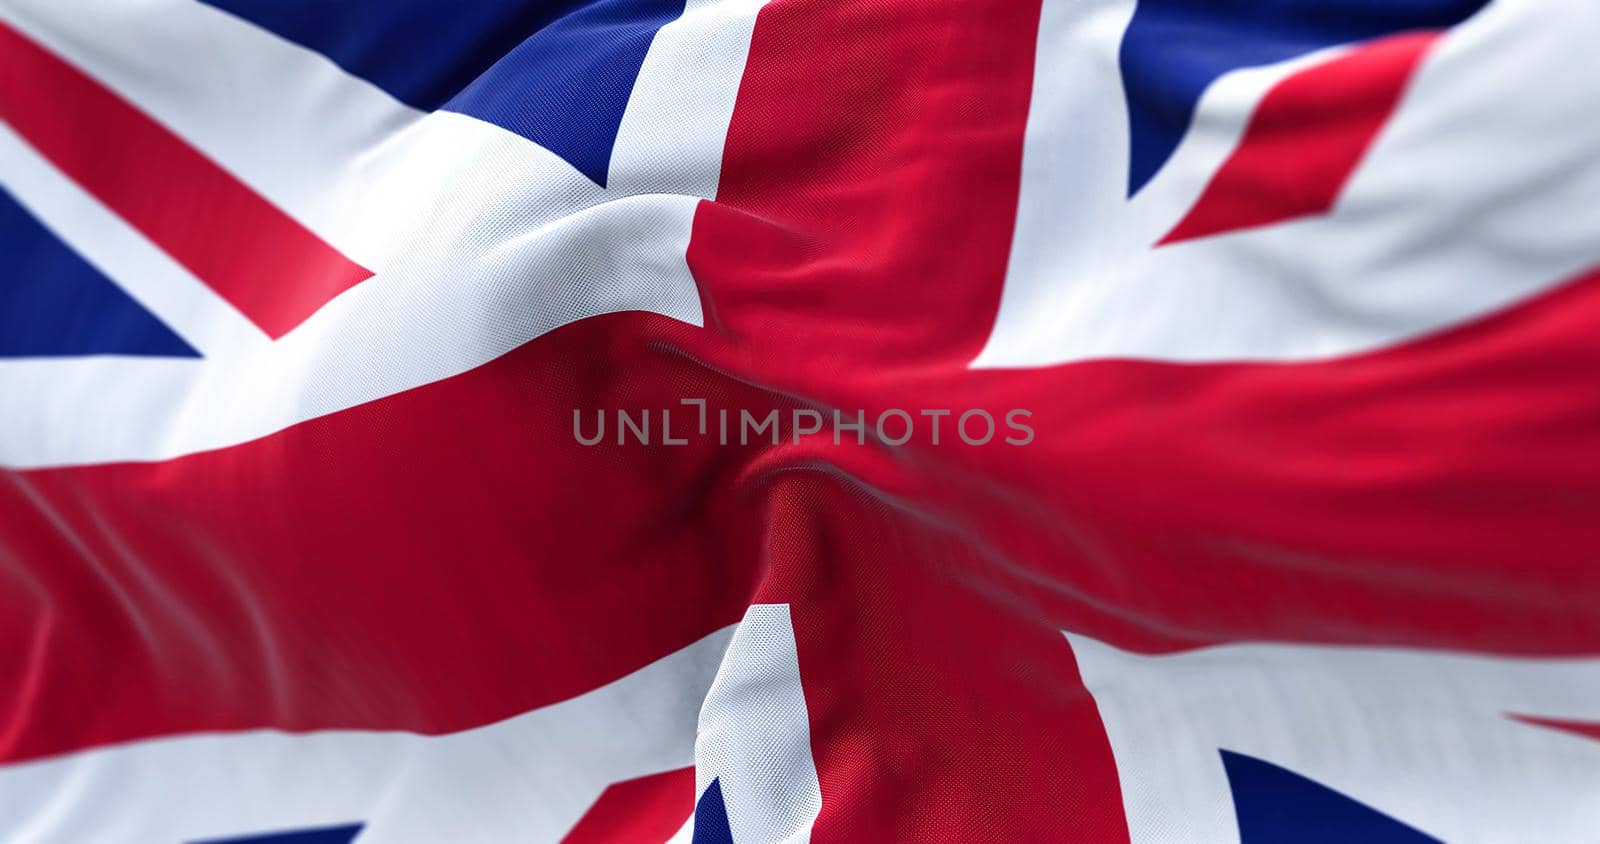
977,0,1600,368
0,124,271,360
0,625,737,843
609,0,770,198
0,0,774,468
4,0,762,260
0,184,704,467
693,604,821,843
2,0,428,268
1067,631,1600,843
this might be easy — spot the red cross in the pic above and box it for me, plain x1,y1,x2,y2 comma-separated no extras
4,1,1600,841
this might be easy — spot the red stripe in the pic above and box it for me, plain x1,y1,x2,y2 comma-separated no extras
1509,715,1600,744
0,312,770,764
689,0,1132,839
1162,33,1438,245
744,473,1131,842
561,766,695,844
976,281,1600,662
0,22,372,338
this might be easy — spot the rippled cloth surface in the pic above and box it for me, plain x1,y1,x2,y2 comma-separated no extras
3,0,1600,841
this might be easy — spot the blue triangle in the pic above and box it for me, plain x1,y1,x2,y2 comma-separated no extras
692,777,735,844
1,188,197,358
191,822,363,844
1220,749,1440,843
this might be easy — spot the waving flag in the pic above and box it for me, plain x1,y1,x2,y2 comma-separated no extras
3,0,1599,840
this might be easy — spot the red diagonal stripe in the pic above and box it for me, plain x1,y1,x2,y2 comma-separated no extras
561,766,695,844
0,22,372,339
1161,32,1438,245
1509,714,1600,744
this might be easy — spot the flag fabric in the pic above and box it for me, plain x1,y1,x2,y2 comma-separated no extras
3,0,1600,841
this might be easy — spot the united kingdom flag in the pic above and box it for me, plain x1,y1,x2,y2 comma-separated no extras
3,0,1600,841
